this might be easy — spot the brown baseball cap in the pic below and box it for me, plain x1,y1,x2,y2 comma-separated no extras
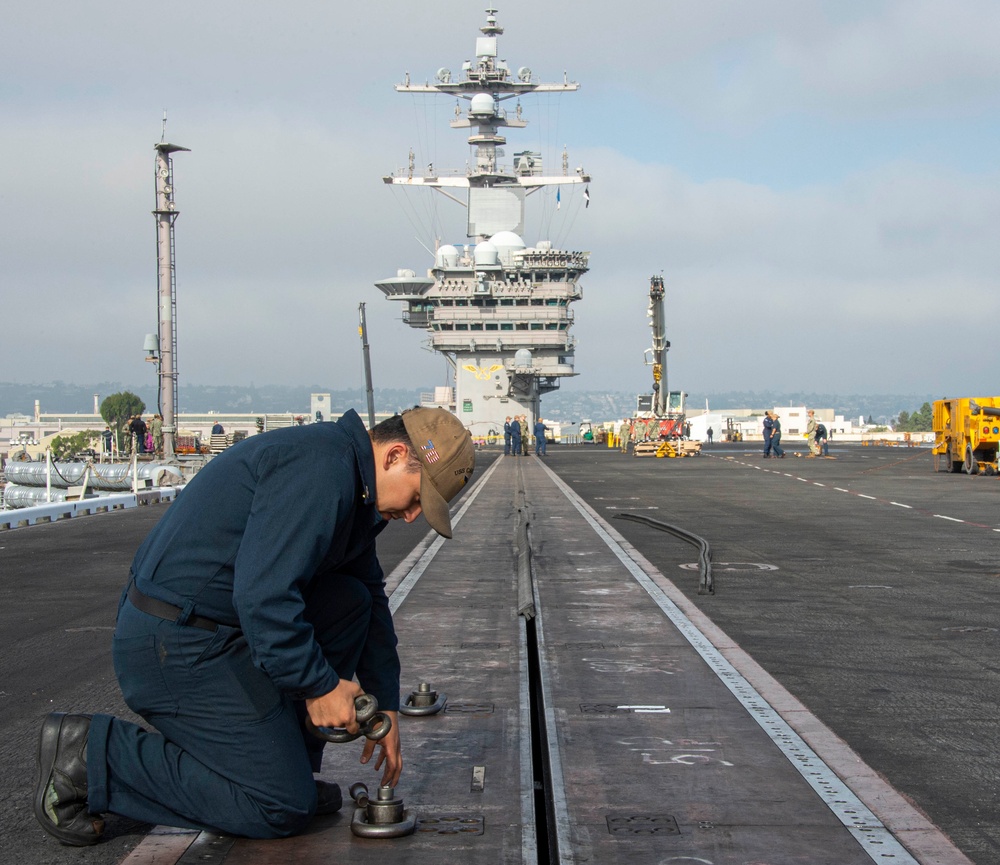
401,407,476,539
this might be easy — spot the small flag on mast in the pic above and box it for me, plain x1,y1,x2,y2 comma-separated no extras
584,185,590,208
556,188,561,210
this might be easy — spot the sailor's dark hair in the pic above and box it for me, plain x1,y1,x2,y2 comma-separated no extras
370,414,421,470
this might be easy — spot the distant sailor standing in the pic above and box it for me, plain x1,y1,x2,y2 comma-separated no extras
533,418,549,456
762,412,774,459
510,416,522,456
806,410,820,456
129,415,148,455
619,418,632,453
150,414,163,456
769,411,785,459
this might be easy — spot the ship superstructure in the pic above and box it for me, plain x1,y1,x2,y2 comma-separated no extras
376,7,590,436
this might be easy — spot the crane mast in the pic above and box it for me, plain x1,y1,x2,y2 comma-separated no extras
647,275,670,417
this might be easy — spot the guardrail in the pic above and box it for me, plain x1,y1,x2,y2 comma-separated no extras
0,487,180,531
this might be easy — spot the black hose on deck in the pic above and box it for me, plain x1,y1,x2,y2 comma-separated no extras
613,512,714,595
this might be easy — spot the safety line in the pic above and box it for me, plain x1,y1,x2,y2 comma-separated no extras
536,460,920,865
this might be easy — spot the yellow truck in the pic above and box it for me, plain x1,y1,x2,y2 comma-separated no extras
933,397,1000,474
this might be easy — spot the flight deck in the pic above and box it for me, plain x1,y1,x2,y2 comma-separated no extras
76,449,977,865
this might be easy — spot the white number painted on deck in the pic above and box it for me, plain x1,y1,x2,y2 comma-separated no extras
617,736,734,767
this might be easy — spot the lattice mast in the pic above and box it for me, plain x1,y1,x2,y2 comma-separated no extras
384,6,589,233
153,139,189,459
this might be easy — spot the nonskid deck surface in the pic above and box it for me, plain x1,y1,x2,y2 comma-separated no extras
118,451,969,865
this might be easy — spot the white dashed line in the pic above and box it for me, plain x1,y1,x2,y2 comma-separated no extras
723,454,979,534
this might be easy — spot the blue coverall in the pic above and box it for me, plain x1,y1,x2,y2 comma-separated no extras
762,415,774,457
86,410,399,838
534,421,548,455
510,420,521,456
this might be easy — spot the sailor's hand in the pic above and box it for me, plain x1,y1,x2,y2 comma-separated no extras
306,679,364,734
361,710,401,787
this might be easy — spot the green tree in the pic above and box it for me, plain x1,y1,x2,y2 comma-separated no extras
894,403,933,432
100,391,145,439
49,430,100,461
914,402,933,431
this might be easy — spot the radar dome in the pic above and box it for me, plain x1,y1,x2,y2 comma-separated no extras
514,349,533,368
489,231,526,266
474,241,500,267
434,244,460,269
470,93,496,117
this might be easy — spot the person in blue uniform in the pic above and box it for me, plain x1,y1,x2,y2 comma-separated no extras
533,419,549,456
503,416,512,455
510,416,521,456
33,407,475,846
762,411,774,458
768,411,785,458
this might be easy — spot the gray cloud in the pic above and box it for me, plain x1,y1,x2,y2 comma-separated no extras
3,0,998,402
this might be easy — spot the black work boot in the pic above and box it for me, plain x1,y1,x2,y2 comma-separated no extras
314,779,343,815
34,713,104,846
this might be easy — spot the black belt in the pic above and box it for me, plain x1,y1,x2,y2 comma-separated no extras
128,584,225,632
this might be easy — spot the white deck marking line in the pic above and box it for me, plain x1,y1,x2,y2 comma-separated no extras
715,454,972,533
537,461,921,865
387,456,502,612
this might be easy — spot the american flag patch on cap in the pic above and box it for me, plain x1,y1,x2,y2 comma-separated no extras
422,439,441,463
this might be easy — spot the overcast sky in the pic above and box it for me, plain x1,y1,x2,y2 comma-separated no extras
3,1,998,399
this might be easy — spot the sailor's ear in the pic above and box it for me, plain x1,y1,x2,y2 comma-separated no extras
382,441,411,469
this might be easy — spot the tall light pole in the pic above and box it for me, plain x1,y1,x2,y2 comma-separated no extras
153,138,189,459
358,303,377,429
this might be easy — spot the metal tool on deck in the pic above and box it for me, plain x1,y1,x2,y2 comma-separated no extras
399,682,447,716
349,783,416,838
306,693,392,743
